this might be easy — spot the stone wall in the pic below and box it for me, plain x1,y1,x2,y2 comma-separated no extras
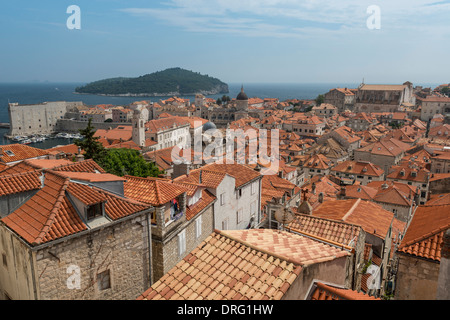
395,253,440,300
151,203,214,283
34,213,151,300
429,176,450,194
56,119,128,133
8,102,84,136
0,225,37,300
283,256,350,300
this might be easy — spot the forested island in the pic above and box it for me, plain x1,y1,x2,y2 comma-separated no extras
74,68,229,96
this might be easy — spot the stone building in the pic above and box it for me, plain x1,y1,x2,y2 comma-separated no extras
123,175,216,283
331,160,384,185
312,198,407,297
324,88,356,112
112,107,133,123
200,86,249,128
0,164,154,300
144,116,191,151
386,163,430,205
312,103,338,118
353,138,411,174
8,101,84,137
430,150,450,174
418,96,450,122
355,82,415,113
287,214,366,291
174,163,263,231
346,113,377,132
79,109,113,123
395,204,450,300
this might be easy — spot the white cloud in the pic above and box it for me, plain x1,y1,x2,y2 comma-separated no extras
120,0,450,38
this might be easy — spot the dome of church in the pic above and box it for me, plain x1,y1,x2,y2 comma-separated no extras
203,121,217,131
236,86,248,101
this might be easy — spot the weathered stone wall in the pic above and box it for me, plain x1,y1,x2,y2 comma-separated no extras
56,119,128,133
395,253,440,300
151,203,214,283
9,102,84,136
0,225,37,300
35,214,151,300
283,256,350,300
429,177,450,194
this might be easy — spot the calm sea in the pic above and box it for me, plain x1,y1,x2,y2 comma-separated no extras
0,81,439,148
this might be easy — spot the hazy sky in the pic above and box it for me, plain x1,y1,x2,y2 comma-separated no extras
0,0,449,85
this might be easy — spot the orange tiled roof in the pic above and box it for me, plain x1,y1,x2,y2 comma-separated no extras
198,163,261,189
427,193,450,206
138,228,349,300
0,144,49,164
94,126,133,142
55,159,106,173
185,190,216,221
145,116,190,134
1,172,151,246
1,173,86,245
55,171,126,183
223,229,350,266
124,176,187,206
175,169,228,189
0,171,42,196
387,164,430,183
67,182,107,205
288,214,362,248
344,185,378,200
309,282,380,300
313,199,395,239
332,160,384,177
46,143,80,155
373,185,414,207
398,204,450,261
0,158,106,176
303,154,332,170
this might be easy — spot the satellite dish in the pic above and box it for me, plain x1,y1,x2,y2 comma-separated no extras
274,206,295,228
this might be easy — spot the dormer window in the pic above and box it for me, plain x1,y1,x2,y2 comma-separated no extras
87,202,103,220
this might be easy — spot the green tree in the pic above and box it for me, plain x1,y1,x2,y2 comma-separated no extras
74,118,106,162
97,148,162,178
441,87,450,95
315,94,325,106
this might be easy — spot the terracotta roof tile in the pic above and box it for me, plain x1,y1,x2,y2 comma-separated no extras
124,176,187,206
1,172,86,245
332,160,384,177
309,282,380,300
185,190,216,220
398,204,450,261
288,214,362,248
139,229,351,300
1,169,150,245
0,144,49,164
313,199,396,238
0,171,42,196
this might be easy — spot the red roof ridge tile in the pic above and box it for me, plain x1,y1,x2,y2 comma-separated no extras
33,175,70,245
342,198,361,221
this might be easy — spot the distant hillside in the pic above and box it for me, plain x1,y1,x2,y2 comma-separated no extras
75,68,229,96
